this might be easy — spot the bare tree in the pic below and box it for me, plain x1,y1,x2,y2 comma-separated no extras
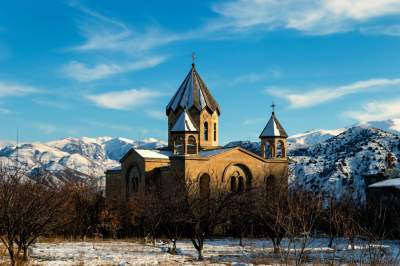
283,188,323,265
174,168,237,261
253,177,288,253
0,165,67,265
129,187,166,246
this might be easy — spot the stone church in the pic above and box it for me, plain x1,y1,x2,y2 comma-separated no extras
105,63,288,202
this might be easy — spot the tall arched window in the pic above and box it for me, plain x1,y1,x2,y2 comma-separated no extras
204,122,209,141
199,174,210,199
126,166,140,199
213,123,217,141
237,176,244,193
265,142,271,159
187,135,197,154
277,140,284,158
174,136,184,155
230,176,237,192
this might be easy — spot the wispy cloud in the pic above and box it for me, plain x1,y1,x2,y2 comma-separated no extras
210,0,400,35
68,1,191,55
344,99,400,122
33,123,57,135
81,119,134,132
0,107,12,114
86,88,162,110
61,56,166,81
145,109,165,120
0,81,43,97
242,117,266,126
267,78,400,109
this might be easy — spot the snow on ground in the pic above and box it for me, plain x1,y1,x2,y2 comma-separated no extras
0,238,397,265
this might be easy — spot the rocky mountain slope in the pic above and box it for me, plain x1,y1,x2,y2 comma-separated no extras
0,137,167,182
0,119,399,199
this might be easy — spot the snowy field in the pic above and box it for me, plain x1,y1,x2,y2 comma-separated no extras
1,238,400,265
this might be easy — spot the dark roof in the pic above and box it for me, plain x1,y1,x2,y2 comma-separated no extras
166,64,220,115
260,112,288,138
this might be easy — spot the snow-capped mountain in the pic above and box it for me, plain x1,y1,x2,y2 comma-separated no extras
358,118,400,135
0,136,167,182
226,120,400,200
290,126,400,200
0,119,399,197
288,128,346,149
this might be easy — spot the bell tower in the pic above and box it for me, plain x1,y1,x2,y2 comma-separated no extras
166,61,220,150
259,103,288,159
170,109,199,156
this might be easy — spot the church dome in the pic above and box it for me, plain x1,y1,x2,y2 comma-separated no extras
166,64,220,116
260,112,288,138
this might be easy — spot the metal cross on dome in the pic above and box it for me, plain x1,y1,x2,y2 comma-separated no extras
192,52,196,65
271,102,276,113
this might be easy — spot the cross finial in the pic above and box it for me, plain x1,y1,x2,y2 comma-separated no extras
192,52,196,66
271,102,276,114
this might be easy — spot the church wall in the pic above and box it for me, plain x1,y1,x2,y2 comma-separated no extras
171,148,288,191
105,170,122,204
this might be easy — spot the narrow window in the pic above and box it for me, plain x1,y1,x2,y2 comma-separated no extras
265,142,271,159
277,141,284,158
200,174,210,199
204,122,209,141
187,135,197,154
174,136,184,155
213,123,217,141
230,176,237,192
237,176,244,193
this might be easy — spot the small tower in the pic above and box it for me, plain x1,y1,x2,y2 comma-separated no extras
259,104,288,159
170,109,199,156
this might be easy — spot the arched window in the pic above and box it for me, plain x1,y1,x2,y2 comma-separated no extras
199,174,210,199
126,166,140,198
230,176,237,192
204,122,209,141
265,142,271,159
187,135,197,154
213,123,217,141
277,140,284,158
237,176,244,193
174,136,184,155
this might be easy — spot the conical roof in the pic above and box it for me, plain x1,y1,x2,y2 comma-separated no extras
170,109,197,132
260,112,288,138
166,64,220,115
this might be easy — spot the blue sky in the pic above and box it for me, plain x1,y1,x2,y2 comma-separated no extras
1,0,400,144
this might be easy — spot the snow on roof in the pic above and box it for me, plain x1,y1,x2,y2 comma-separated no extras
171,110,197,132
199,148,233,157
135,149,172,159
369,178,400,188
166,64,220,115
260,112,288,138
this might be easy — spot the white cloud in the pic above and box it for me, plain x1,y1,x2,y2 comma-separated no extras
69,2,191,54
61,56,166,81
86,88,162,110
0,81,42,97
210,0,400,35
145,110,165,120
344,99,400,122
0,107,12,114
34,123,57,135
242,117,266,125
267,78,400,109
